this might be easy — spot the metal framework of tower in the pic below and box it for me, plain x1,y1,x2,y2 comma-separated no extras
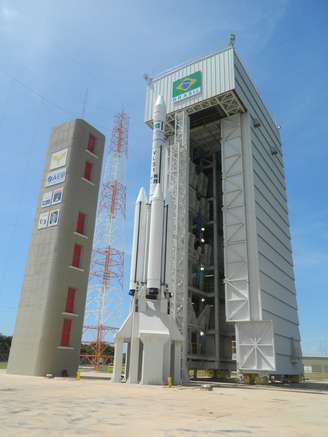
82,112,128,368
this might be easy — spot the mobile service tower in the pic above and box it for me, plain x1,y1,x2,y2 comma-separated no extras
112,44,303,384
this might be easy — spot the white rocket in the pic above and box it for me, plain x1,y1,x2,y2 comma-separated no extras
112,95,183,385
129,95,167,301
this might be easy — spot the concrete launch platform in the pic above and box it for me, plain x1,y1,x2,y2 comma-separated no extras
0,372,327,436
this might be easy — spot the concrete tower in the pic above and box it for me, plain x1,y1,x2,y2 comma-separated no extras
113,46,303,384
8,119,105,377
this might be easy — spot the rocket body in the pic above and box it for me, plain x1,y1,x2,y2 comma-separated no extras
146,184,164,298
147,96,166,298
150,95,166,198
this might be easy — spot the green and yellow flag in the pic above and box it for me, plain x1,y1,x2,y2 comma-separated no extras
173,71,202,103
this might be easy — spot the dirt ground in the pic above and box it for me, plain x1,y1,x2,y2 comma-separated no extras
0,372,327,437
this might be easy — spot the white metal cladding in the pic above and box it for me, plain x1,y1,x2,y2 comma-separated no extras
221,114,250,321
145,48,235,123
236,321,275,371
233,52,302,373
234,53,281,151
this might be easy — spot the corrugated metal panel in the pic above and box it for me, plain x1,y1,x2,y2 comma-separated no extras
234,53,282,151
144,48,235,123
256,221,293,265
260,278,297,308
274,336,301,357
255,197,291,241
255,189,290,233
262,294,298,324
275,354,301,375
252,156,288,207
259,254,295,291
252,133,286,194
263,311,299,335
253,174,290,224
258,233,293,271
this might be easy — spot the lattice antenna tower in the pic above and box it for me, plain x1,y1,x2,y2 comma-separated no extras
82,112,128,368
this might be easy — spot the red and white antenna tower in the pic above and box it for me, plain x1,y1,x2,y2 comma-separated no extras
82,112,128,368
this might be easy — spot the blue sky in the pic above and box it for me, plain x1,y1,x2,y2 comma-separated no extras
0,0,327,356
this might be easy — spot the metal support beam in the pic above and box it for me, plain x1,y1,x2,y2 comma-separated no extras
169,110,190,381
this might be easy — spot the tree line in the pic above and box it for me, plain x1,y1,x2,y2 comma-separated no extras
0,334,114,364
0,334,12,362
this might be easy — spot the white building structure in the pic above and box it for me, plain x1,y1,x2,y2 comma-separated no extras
112,45,303,384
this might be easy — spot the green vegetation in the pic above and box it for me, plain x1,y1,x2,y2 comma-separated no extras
0,334,12,363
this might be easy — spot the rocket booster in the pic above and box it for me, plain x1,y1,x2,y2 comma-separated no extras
150,95,166,198
129,187,148,294
146,183,164,299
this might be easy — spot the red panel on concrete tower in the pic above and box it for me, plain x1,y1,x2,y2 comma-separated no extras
65,288,76,313
72,244,82,268
61,319,72,346
84,161,93,181
76,212,86,235
87,134,96,153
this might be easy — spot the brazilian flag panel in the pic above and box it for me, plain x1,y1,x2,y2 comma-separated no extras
172,71,202,102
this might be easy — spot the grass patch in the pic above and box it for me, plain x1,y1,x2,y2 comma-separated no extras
0,362,7,369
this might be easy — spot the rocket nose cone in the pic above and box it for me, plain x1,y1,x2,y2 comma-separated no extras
154,96,166,113
152,184,163,201
155,95,165,107
136,187,147,204
153,95,166,121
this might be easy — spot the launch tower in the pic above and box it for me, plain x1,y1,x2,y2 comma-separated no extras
82,112,128,368
113,45,303,384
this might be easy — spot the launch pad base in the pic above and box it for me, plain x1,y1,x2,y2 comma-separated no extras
112,300,183,385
